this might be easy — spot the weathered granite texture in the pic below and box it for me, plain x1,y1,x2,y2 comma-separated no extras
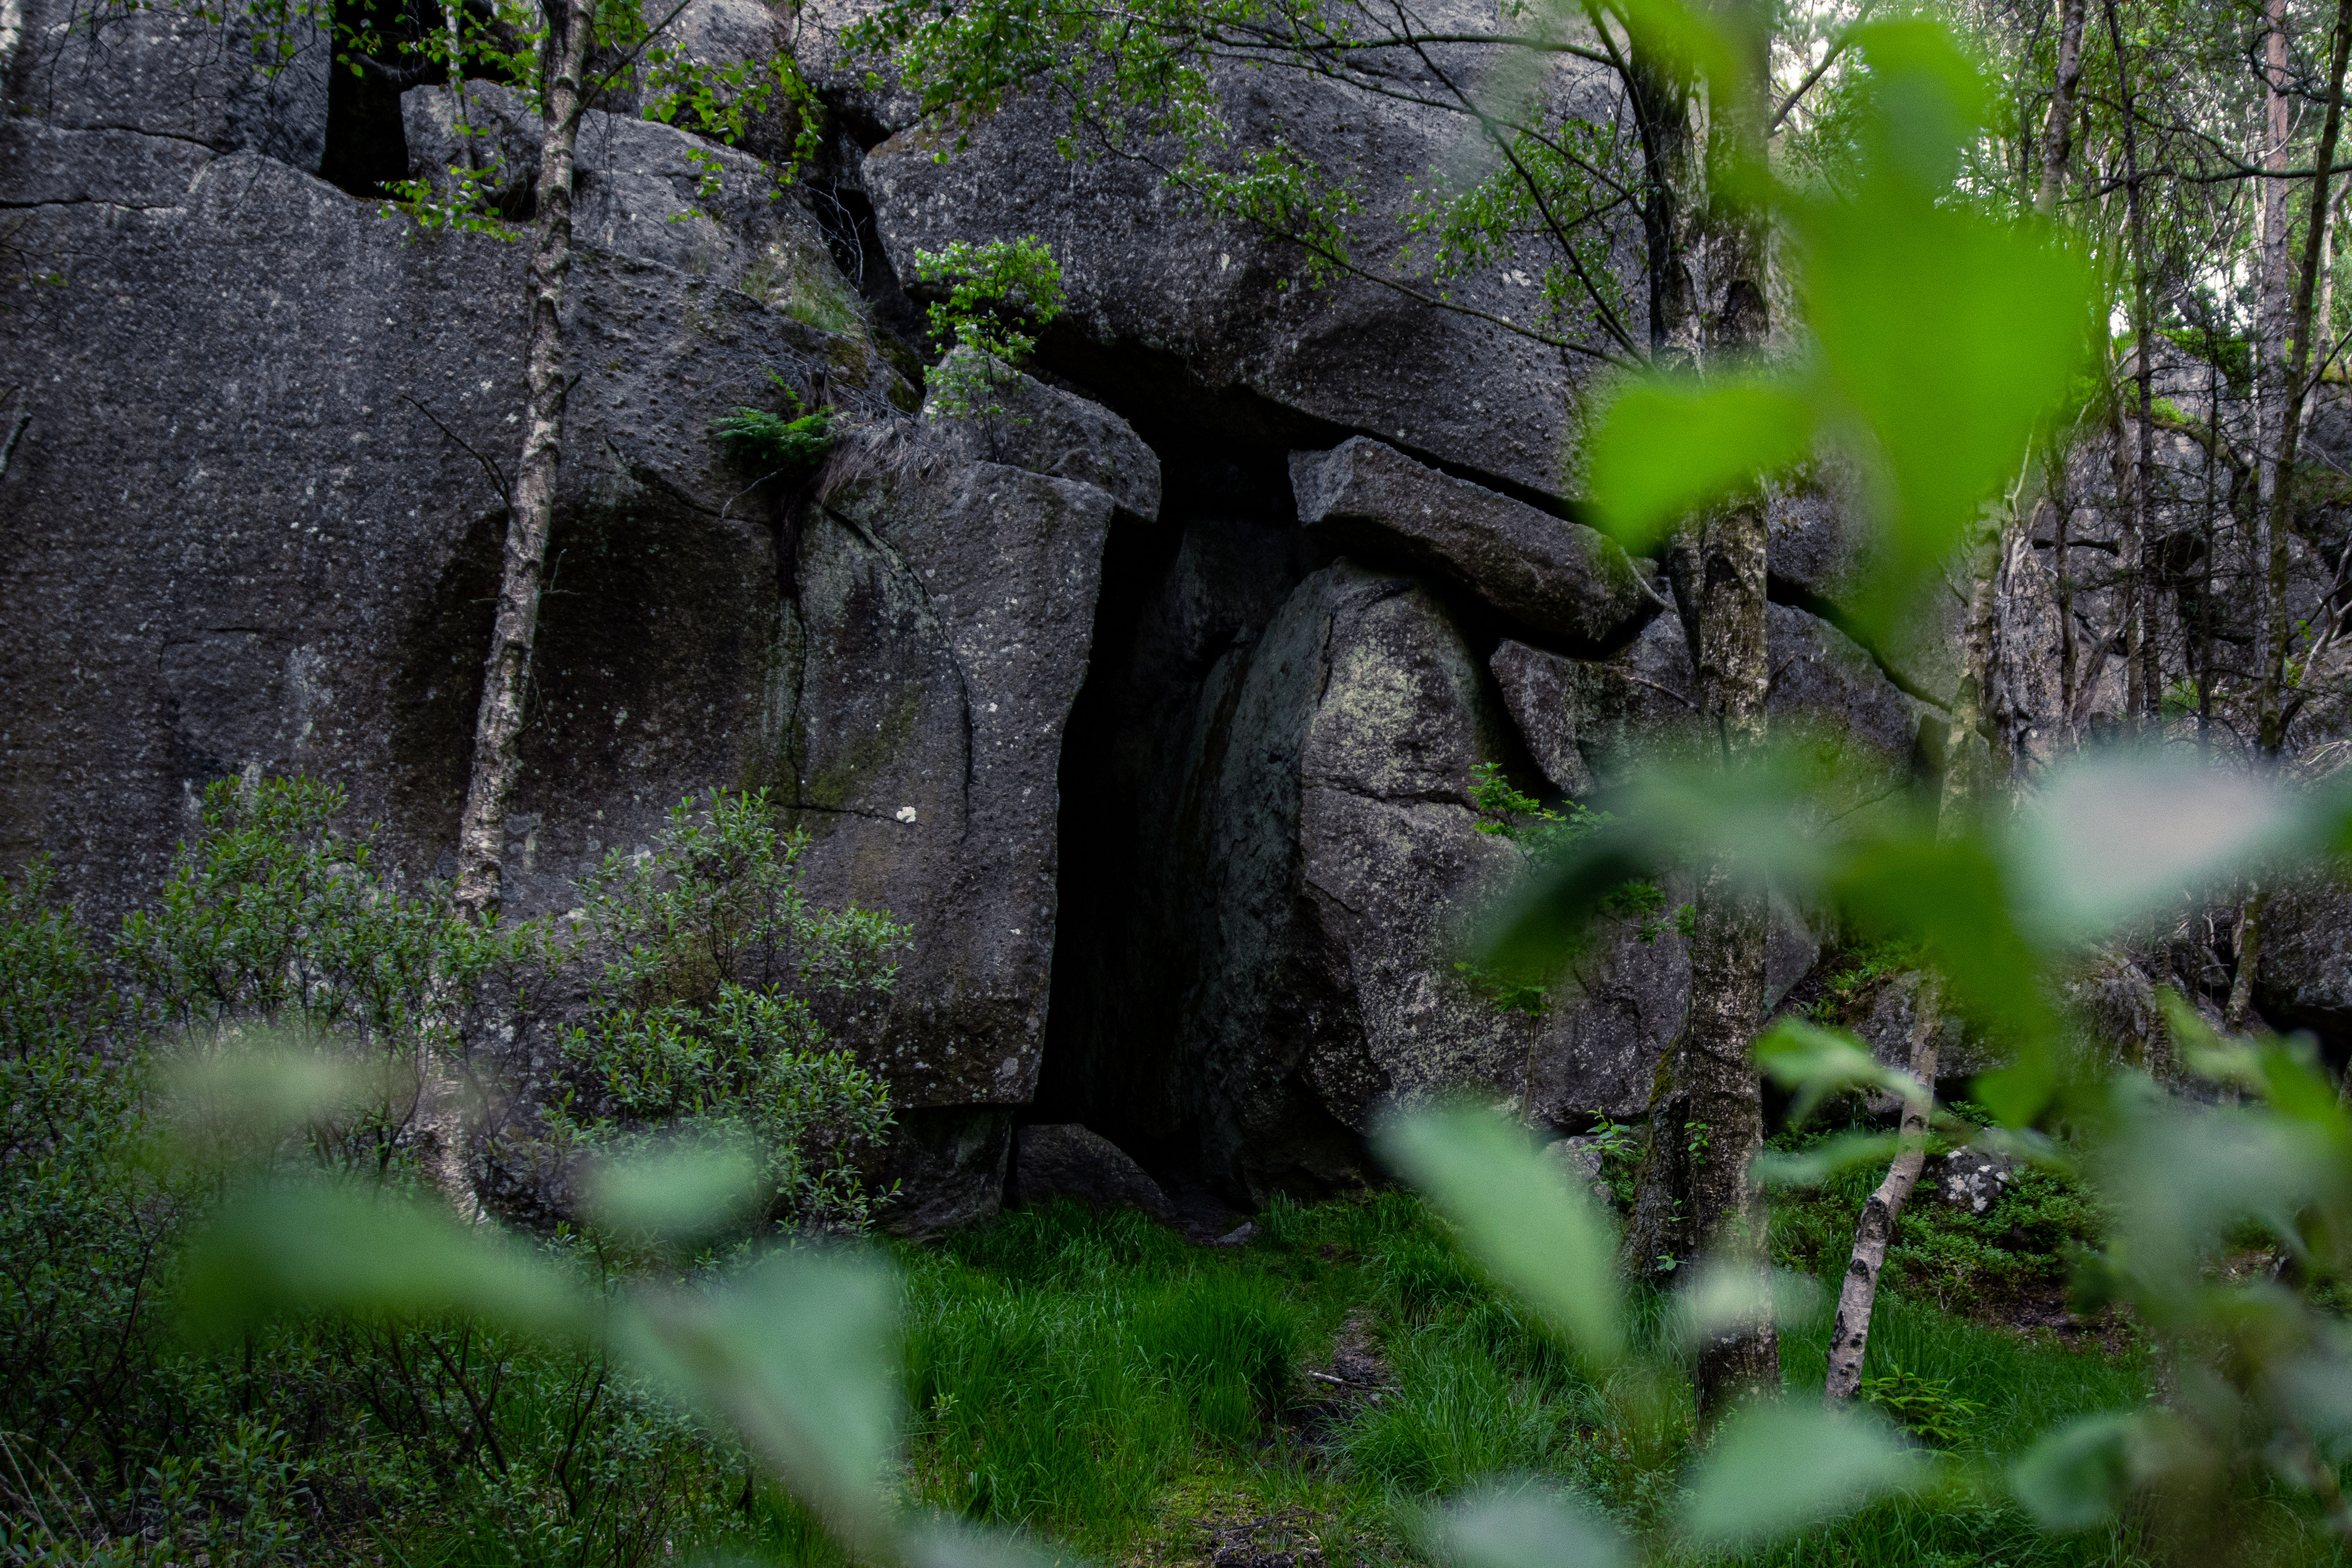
0,12,1154,1203
1292,438,1658,651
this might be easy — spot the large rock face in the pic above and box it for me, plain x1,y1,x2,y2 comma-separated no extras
0,14,1151,1227
7,0,2007,1223
829,0,1609,500
2259,880,2352,1055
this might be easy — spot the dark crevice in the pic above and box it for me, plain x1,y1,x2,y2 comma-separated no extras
1033,322,1593,524
319,0,442,198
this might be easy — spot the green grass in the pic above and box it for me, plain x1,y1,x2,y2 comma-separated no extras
853,1191,2233,1568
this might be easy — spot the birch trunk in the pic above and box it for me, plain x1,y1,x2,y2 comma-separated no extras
2035,0,2086,220
2104,0,2162,727
1683,0,1779,1424
452,0,597,923
1824,976,1943,1404
2259,0,2352,759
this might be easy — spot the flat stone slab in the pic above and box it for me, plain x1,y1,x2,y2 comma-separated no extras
1291,438,1656,650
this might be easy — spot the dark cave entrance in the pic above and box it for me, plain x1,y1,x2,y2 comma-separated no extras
1027,340,1337,1182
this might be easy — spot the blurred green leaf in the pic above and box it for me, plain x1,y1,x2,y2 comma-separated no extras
1796,198,2094,647
1831,833,2058,1081
622,1247,901,1549
902,1516,1085,1568
1423,1479,1629,1568
1669,1264,1822,1353
1378,1105,1625,1367
1680,1401,1924,1545
1585,377,1817,555
1752,1130,1905,1187
1842,20,1993,196
583,1136,765,1246
2100,1083,2334,1296
2010,1410,2169,1531
2010,762,2299,940
1753,1019,1924,1125
181,1183,591,1339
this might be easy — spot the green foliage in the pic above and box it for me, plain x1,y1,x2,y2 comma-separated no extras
1769,1125,2106,1313
911,237,1066,421
555,789,903,1234
1583,23,2099,647
714,375,838,480
1858,1372,1983,1449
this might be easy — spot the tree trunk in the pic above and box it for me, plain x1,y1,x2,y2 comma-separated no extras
2104,0,2162,727
2255,0,2292,749
1625,37,1705,367
2036,0,2087,219
2110,388,2146,724
2227,890,2266,1034
452,0,596,922
1682,0,1779,1425
1824,975,1943,1404
2260,0,2352,758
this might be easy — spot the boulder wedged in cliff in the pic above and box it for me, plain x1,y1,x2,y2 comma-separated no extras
1010,1123,1174,1216
921,347,1163,520
2257,878,2352,1057
1489,640,1594,797
851,36,1610,498
1291,438,1657,651
782,432,1117,1109
1118,558,1815,1196
1167,561,1518,1195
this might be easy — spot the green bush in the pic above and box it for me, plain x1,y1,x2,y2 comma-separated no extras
1769,1123,2107,1314
552,788,903,1233
0,778,907,1566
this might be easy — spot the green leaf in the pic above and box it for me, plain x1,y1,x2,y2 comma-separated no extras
1377,1105,1625,1367
582,1137,764,1246
1680,1402,1924,1546
1830,833,2057,1074
1752,1019,1925,1125
903,1517,1087,1568
1423,1480,1629,1568
2009,760,2299,941
1584,376,1817,554
1752,1131,1905,1187
621,1247,902,1550
1796,193,2096,645
181,1183,591,1340
1669,1264,1822,1353
2010,1410,2167,1531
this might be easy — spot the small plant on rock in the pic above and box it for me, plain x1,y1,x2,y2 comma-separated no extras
713,371,837,483
912,235,1066,423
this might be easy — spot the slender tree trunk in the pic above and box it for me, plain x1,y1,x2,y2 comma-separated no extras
2260,0,2352,758
1626,39,1705,367
2111,388,2147,724
1824,976,1943,1404
1681,0,1779,1426
2037,0,2087,220
2255,0,2293,747
2199,351,2220,750
2228,889,2266,1033
452,0,596,922
2103,0,2163,728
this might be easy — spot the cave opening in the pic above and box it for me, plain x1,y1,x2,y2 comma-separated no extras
1027,339,1356,1198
